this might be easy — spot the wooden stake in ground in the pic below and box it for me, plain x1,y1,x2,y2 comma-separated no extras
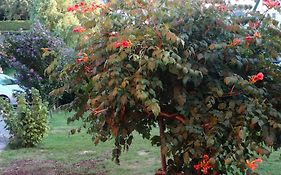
155,117,166,175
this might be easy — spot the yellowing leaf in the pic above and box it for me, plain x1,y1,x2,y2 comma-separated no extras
183,152,190,164
166,30,178,43
146,99,161,116
120,95,128,105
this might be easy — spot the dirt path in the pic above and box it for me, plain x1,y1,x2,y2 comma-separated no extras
1,159,107,175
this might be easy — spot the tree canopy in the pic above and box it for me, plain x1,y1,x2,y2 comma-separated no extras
51,0,281,174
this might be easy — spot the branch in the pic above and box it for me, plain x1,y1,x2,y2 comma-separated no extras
140,105,186,123
159,112,185,124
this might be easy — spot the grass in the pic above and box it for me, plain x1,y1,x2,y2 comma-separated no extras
0,111,160,175
257,151,281,175
0,111,281,174
0,20,31,32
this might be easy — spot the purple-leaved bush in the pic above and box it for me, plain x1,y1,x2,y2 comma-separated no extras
2,22,73,102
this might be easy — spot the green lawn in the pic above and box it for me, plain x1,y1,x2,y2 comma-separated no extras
0,111,160,175
0,20,31,32
0,111,280,175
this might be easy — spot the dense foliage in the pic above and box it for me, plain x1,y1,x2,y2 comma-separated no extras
1,22,71,103
0,88,48,148
0,0,31,20
51,0,281,174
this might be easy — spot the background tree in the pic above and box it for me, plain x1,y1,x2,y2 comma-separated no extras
0,0,31,20
30,0,102,46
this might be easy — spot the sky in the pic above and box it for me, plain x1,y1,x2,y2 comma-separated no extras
229,0,280,17
229,0,256,4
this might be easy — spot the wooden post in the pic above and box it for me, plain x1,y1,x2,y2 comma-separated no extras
156,117,166,175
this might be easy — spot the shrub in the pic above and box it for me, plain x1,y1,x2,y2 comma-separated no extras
52,0,281,174
1,22,71,103
0,88,49,148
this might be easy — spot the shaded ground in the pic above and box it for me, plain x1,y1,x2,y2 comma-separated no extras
0,112,161,175
2,159,107,175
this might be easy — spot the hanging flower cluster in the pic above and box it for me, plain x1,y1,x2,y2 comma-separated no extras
193,155,213,174
249,72,264,84
114,40,132,49
228,31,261,47
263,0,281,9
67,1,108,13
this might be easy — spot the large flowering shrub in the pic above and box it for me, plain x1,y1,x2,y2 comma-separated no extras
52,0,281,174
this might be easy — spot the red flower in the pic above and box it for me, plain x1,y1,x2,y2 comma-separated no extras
229,38,241,47
249,72,264,83
246,158,263,171
92,2,106,9
76,58,84,64
121,41,131,48
194,164,201,170
245,36,253,42
114,42,122,48
82,7,91,13
193,154,213,174
73,26,86,33
263,0,281,9
67,6,74,12
114,40,131,48
256,72,264,80
67,2,109,14
74,4,79,10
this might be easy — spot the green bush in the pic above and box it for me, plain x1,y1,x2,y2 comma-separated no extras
52,0,281,174
0,88,49,148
